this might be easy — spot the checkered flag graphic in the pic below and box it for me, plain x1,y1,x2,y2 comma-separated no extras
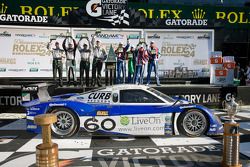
98,9,130,26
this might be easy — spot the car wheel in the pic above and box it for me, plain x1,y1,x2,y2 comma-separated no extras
50,107,79,138
177,109,208,137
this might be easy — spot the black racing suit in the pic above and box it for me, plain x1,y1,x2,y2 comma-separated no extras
79,48,91,86
47,43,64,86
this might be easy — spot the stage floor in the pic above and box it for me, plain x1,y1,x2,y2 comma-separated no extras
0,109,250,166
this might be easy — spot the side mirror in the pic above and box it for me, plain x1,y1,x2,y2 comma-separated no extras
112,93,118,103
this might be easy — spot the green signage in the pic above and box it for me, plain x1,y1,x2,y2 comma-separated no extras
0,0,250,28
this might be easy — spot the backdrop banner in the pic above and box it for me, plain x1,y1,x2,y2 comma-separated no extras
145,30,213,78
0,27,142,78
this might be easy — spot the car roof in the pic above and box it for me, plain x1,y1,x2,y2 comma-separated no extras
104,84,149,91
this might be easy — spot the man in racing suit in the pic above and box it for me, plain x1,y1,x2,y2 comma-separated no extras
78,37,91,87
115,42,129,84
91,35,107,87
126,45,136,83
63,36,77,86
134,43,148,85
146,41,161,86
47,41,64,87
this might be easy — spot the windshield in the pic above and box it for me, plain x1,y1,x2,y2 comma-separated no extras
147,88,176,103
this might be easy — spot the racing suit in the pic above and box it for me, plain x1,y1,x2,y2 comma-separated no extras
62,37,77,86
115,45,129,84
146,46,161,86
78,40,91,87
134,46,148,85
91,37,107,87
47,43,64,86
126,48,136,83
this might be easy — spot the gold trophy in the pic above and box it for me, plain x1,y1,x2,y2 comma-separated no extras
66,31,72,37
95,28,101,34
49,35,57,42
222,97,242,167
34,114,59,167
139,38,145,44
81,33,88,38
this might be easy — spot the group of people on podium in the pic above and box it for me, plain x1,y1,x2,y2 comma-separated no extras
115,40,161,86
47,34,161,87
47,34,107,87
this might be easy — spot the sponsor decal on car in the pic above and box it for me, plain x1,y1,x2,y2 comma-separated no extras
87,91,112,103
83,117,116,132
80,114,167,135
27,125,37,129
96,110,109,116
48,103,66,107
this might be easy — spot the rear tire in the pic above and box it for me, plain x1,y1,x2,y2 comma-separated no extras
177,109,208,137
50,107,79,138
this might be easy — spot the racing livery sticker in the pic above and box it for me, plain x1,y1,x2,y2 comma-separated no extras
76,91,112,103
80,114,172,135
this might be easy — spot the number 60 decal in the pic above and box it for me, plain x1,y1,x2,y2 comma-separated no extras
84,118,116,132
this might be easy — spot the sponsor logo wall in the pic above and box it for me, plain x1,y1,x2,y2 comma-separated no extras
0,27,68,77
0,27,141,78
145,30,213,77
0,26,212,78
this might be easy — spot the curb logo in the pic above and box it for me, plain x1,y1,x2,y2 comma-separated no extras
0,3,7,14
192,8,206,19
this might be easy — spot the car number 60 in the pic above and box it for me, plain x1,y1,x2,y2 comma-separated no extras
84,118,116,132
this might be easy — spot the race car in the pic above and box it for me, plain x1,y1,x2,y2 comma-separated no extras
23,84,223,138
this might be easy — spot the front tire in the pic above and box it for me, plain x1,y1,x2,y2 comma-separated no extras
50,107,79,138
177,109,208,137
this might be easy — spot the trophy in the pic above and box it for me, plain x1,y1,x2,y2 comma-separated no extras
34,114,59,166
95,28,101,34
225,96,239,123
222,96,242,167
75,33,82,39
81,33,88,38
139,38,145,44
66,31,72,37
75,33,87,39
50,35,57,41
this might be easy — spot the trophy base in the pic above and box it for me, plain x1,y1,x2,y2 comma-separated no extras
36,143,59,167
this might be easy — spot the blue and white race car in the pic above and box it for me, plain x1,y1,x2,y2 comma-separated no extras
23,84,223,138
